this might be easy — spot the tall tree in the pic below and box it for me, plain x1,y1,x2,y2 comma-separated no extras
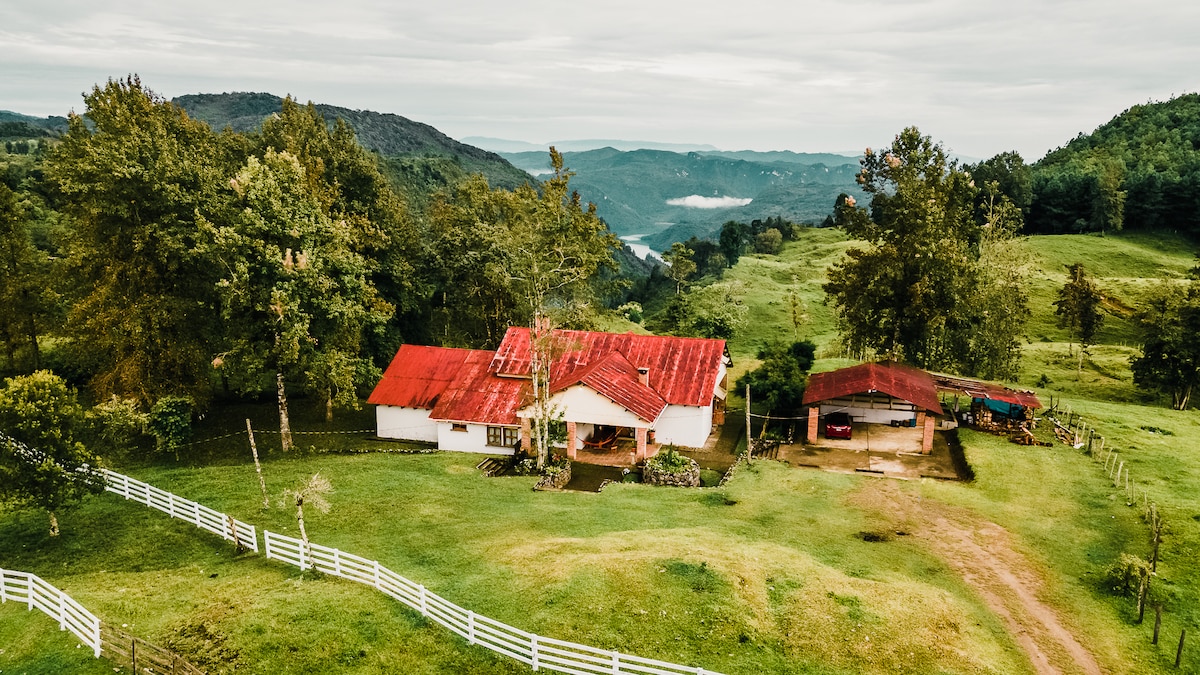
0,183,49,373
426,148,619,350
46,76,227,405
0,371,104,536
204,150,391,448
1054,263,1105,372
824,127,991,371
663,242,696,295
1131,282,1200,410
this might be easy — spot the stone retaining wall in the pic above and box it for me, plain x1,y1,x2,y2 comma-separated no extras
643,458,700,487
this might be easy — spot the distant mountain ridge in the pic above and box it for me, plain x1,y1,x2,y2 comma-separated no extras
173,92,533,191
496,147,861,249
463,137,721,154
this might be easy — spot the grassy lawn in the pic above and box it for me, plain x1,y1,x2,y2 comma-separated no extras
4,228,1200,673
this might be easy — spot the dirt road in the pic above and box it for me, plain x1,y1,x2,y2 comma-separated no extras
855,482,1103,675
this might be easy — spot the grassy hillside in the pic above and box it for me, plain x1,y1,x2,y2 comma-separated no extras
4,229,1200,673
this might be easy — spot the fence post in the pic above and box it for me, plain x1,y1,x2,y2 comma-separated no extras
334,549,343,578
468,610,476,645
1,567,6,603
531,634,539,671
611,650,620,674
1154,605,1162,644
298,540,306,571
419,584,428,616
58,589,66,630
92,618,100,657
27,573,34,611
167,492,176,519
122,473,130,500
1177,629,1186,669
193,500,202,527
131,638,137,674
373,560,382,590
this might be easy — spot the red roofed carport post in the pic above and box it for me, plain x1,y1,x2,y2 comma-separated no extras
806,406,819,444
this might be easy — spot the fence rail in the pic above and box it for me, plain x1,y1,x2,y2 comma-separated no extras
0,567,101,657
100,622,206,675
263,530,720,675
101,469,258,552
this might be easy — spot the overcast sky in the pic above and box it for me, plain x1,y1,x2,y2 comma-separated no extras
3,0,1198,160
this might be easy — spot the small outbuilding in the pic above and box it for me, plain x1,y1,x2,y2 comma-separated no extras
802,361,944,454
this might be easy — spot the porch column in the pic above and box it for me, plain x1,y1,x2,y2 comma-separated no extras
922,414,935,455
566,421,578,460
520,417,532,453
635,427,648,462
806,406,819,444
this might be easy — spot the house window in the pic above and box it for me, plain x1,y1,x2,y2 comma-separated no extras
451,423,468,432
487,426,519,447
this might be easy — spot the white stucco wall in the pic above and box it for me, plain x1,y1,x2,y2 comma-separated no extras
531,386,651,429
436,422,518,455
654,403,713,448
820,403,915,425
376,406,438,442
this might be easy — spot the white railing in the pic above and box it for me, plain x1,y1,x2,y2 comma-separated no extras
263,531,721,675
0,568,102,658
101,468,259,552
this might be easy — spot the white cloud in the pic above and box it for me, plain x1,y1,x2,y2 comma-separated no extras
666,196,753,209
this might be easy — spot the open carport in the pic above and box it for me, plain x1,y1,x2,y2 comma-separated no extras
802,361,944,454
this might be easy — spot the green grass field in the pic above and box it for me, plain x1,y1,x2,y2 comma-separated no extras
3,228,1199,673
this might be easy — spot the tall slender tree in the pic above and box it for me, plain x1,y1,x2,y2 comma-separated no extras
46,76,227,404
1054,263,1105,372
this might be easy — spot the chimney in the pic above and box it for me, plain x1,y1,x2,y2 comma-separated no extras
637,367,650,387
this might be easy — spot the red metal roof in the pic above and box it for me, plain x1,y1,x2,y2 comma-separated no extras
367,345,478,409
430,350,529,425
552,351,668,422
491,327,725,408
803,361,944,414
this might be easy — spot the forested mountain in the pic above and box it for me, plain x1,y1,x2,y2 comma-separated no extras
1029,94,1200,235
173,92,534,196
500,147,860,249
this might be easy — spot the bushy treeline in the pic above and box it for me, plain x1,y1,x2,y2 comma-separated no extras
0,76,619,419
1028,93,1200,234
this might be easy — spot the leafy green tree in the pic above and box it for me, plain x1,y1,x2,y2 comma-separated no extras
46,76,227,405
824,127,986,371
147,396,193,457
719,220,751,267
279,473,333,548
969,151,1032,221
1131,282,1200,410
663,242,696,295
0,182,49,372
1054,263,1105,372
0,371,104,536
754,228,782,254
204,150,391,449
649,280,748,340
736,341,817,421
958,188,1030,380
426,149,619,350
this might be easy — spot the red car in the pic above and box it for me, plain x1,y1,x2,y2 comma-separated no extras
824,412,853,440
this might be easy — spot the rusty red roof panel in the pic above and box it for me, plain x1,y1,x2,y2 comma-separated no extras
803,361,944,414
367,345,477,409
491,327,725,407
929,373,1042,409
430,350,529,425
553,351,668,422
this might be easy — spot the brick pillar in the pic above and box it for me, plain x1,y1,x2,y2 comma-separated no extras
520,417,532,453
566,421,577,460
922,414,935,455
635,427,648,462
806,407,819,443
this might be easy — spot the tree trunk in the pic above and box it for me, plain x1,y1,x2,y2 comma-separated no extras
48,510,59,537
325,391,333,423
295,500,307,545
277,372,293,452
25,310,39,370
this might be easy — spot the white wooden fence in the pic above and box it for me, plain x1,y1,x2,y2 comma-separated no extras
101,468,259,552
0,567,102,658
263,531,721,675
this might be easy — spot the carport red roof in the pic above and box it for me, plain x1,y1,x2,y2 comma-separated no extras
803,361,944,414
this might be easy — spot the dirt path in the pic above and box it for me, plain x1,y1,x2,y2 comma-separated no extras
856,483,1103,675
